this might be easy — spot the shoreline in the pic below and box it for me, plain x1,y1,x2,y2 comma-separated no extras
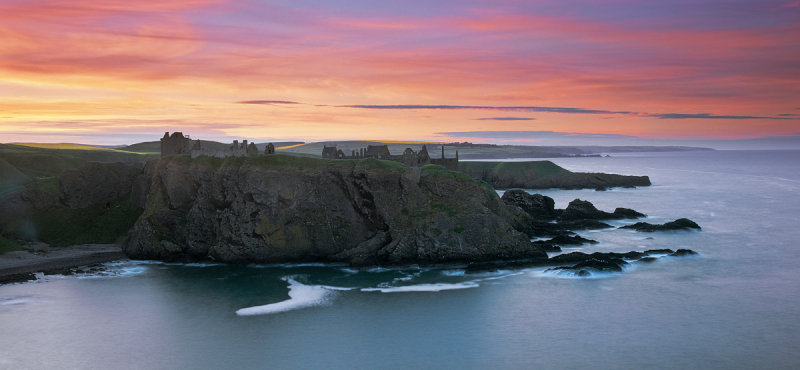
0,244,127,284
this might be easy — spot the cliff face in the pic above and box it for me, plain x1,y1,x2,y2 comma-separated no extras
123,155,541,266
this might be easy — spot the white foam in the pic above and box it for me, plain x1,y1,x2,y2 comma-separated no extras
476,271,524,281
0,296,33,306
236,278,335,316
441,269,465,277
361,282,479,293
319,285,354,291
533,268,622,279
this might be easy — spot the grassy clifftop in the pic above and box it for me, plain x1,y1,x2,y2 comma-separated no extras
459,160,649,189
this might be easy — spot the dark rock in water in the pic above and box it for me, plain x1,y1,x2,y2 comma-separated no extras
466,247,697,274
547,234,598,246
500,190,556,220
560,199,645,221
595,187,607,191
547,257,627,273
644,249,674,255
612,207,646,219
620,218,701,232
560,199,602,220
531,242,561,252
0,272,37,284
670,249,698,256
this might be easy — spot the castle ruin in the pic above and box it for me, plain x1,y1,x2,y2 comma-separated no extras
322,144,458,170
160,132,276,159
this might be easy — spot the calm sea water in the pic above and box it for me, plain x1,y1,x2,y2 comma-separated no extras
2,150,799,370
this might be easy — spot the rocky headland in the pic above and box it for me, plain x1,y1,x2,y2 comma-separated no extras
0,145,701,278
458,161,651,190
122,155,541,266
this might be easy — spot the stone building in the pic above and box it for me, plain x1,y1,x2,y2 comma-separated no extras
161,132,275,159
321,143,458,170
160,132,193,157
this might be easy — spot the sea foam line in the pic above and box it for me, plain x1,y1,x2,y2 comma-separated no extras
236,278,346,316
361,282,479,293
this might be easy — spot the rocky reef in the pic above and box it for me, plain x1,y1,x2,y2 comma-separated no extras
122,155,545,266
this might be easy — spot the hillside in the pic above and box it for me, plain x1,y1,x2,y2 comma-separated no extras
121,140,304,154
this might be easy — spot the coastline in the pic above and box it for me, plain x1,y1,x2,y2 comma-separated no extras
0,244,127,284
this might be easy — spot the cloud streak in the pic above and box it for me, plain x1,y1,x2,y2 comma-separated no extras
237,100,301,105
649,113,792,120
437,130,637,140
475,117,536,121
340,105,633,115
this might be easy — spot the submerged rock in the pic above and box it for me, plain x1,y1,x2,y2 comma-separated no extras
670,249,698,257
620,218,701,232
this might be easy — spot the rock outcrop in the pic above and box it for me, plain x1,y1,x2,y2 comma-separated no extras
620,218,701,232
123,155,546,266
561,199,646,221
501,194,644,239
500,190,556,220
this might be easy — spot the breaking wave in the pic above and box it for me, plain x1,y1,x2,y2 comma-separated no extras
236,278,344,316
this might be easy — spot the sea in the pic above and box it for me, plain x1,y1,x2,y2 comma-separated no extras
1,150,799,370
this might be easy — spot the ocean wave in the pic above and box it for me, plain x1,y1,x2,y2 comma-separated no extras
361,282,479,293
236,278,338,316
75,261,150,279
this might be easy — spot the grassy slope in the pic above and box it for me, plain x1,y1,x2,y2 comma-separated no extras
31,195,142,247
0,144,148,251
0,235,26,254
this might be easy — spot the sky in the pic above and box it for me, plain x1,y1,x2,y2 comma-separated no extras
1,0,799,147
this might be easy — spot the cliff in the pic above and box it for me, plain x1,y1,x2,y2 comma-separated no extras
123,155,544,266
458,161,651,189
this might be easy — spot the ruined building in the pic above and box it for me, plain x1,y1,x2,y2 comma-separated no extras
160,132,275,159
322,144,458,170
160,132,194,156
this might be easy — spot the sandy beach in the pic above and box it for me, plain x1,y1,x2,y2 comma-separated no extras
0,244,127,284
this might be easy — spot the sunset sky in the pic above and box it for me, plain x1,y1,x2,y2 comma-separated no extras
1,0,798,146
